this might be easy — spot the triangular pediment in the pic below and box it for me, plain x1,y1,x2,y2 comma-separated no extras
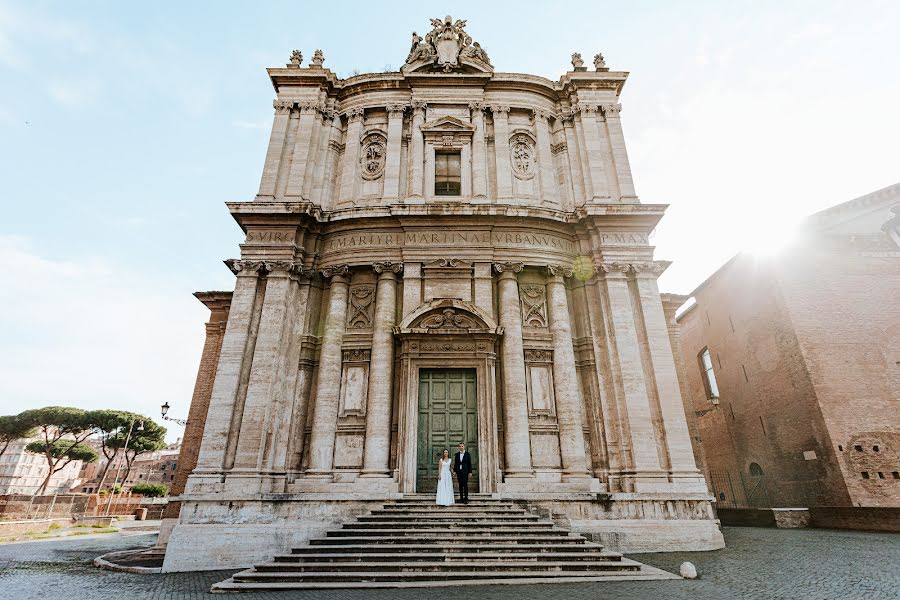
803,183,900,237
420,116,476,133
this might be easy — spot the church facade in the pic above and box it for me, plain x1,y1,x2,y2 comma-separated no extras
163,17,724,571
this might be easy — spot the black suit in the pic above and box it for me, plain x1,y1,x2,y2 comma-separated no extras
453,451,472,501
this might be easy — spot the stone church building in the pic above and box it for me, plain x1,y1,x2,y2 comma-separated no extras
163,18,724,571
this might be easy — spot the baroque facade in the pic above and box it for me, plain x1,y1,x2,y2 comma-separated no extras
677,184,900,511
163,17,724,571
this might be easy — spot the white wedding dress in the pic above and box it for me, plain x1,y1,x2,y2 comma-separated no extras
435,458,455,506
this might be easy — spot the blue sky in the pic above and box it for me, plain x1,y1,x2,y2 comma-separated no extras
1,1,898,440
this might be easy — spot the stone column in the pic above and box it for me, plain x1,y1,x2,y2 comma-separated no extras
561,111,585,206
285,102,321,198
596,262,665,489
306,265,351,478
318,116,343,209
232,261,302,472
310,110,336,205
407,101,426,200
545,266,592,479
602,103,637,200
490,106,513,200
579,104,610,201
361,262,402,477
534,110,558,205
193,261,265,474
382,104,406,202
338,108,364,204
301,109,324,200
633,263,705,486
257,100,293,199
494,262,533,478
469,102,488,200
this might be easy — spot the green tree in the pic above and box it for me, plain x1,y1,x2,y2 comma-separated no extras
18,406,98,495
91,410,144,492
24,439,98,493
0,413,38,458
130,483,168,497
118,420,167,484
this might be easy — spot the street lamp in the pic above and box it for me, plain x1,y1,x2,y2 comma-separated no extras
161,402,187,426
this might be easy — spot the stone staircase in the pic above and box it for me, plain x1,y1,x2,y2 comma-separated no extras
212,494,671,591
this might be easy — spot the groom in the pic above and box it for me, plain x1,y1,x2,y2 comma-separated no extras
453,442,472,503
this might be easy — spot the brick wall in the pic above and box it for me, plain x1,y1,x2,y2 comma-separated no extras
162,292,231,520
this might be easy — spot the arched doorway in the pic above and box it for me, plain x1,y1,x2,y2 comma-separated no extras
393,299,502,494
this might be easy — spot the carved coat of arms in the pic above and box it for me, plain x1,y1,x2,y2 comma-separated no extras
404,15,491,72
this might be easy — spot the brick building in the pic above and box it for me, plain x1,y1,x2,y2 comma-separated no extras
677,183,900,509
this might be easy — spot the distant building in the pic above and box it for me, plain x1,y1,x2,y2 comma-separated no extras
0,437,85,495
124,447,181,489
677,184,900,509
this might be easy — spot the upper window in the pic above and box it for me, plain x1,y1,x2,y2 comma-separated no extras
435,151,461,196
698,347,720,401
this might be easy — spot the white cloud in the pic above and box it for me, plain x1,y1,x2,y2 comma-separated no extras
47,78,102,109
232,119,271,130
0,235,207,442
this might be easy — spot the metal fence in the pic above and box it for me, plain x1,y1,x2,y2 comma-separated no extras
0,493,168,521
707,470,826,509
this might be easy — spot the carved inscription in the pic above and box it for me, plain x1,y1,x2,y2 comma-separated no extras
598,232,649,245
246,230,294,243
323,230,577,253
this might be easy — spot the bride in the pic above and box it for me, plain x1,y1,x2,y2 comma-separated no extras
435,449,455,506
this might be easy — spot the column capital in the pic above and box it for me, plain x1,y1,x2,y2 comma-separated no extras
601,103,623,117
468,100,485,112
488,104,510,117
632,260,670,278
493,261,524,275
580,103,601,115
273,99,294,114
373,261,403,276
321,264,350,279
344,107,364,122
262,261,316,279
297,101,323,114
386,103,408,116
546,264,574,279
411,100,427,112
595,261,632,279
225,259,266,276
532,109,554,122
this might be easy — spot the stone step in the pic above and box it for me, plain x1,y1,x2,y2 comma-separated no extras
347,520,549,529
273,551,621,563
310,534,584,545
291,542,600,554
250,560,638,574
230,566,644,583
373,507,526,514
326,528,568,537
357,512,540,521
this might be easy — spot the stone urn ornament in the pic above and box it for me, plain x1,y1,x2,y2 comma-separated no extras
311,49,325,67
571,52,585,70
593,53,607,71
288,49,302,68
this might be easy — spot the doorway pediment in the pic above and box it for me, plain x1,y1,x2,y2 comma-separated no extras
395,298,501,335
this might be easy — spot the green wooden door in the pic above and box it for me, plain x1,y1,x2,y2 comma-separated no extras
416,369,478,493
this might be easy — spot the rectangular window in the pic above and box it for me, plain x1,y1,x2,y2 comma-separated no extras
698,347,720,401
435,151,461,196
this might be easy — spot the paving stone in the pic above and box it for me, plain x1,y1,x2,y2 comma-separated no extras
0,527,898,599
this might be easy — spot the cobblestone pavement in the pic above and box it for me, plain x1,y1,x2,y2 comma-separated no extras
0,527,898,599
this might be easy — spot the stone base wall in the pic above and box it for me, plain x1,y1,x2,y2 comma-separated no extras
809,506,900,533
163,494,724,571
717,508,811,528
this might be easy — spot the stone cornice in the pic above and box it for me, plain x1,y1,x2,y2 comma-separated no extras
226,201,667,231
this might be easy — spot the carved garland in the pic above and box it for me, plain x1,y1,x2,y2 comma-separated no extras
520,284,548,328
420,308,478,330
347,285,375,328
